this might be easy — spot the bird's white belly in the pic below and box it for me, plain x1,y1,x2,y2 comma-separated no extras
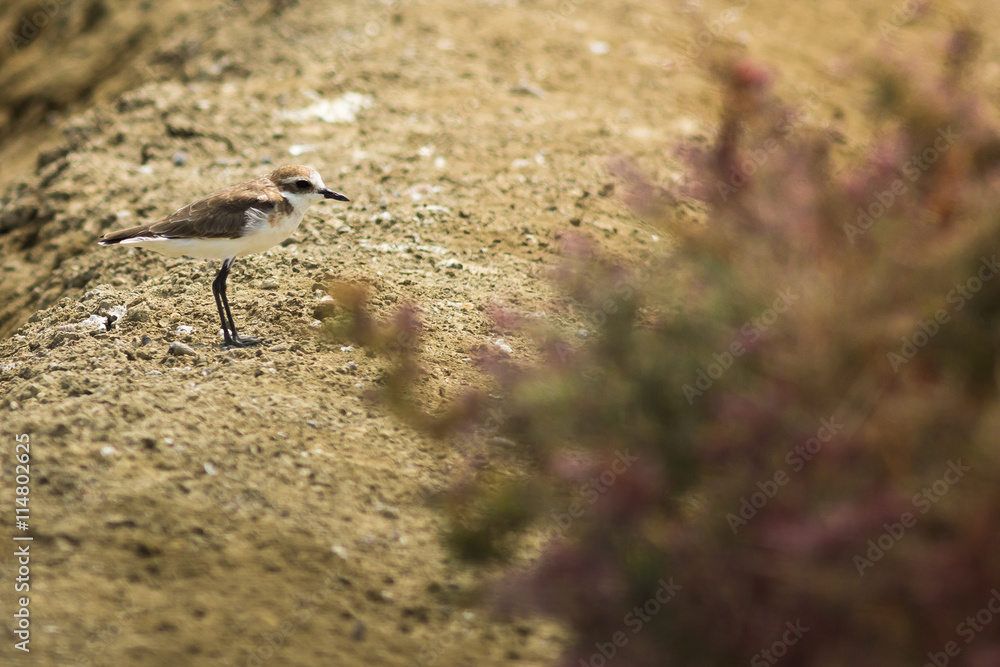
236,209,306,256
124,210,306,260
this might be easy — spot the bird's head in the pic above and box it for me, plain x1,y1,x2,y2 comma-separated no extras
269,165,349,212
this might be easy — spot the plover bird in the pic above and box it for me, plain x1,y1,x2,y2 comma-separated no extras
99,165,349,347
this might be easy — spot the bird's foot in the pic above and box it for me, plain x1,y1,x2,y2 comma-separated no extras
223,332,261,347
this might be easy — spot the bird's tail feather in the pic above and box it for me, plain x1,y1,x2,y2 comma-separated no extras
98,224,155,246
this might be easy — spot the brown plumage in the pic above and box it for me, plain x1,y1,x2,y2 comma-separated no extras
99,172,296,245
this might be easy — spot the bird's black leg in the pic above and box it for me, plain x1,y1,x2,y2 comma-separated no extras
218,258,260,347
213,259,235,346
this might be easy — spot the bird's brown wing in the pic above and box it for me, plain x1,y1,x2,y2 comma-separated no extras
99,181,282,244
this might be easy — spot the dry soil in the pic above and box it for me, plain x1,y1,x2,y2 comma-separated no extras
2,0,1000,665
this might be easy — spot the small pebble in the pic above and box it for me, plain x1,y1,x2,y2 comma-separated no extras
375,501,399,519
168,341,197,357
260,278,280,290
172,151,187,166
204,462,217,475
511,80,546,98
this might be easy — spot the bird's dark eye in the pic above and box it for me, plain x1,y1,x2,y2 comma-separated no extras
295,179,311,190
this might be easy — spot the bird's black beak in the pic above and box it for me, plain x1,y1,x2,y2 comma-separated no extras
321,189,350,201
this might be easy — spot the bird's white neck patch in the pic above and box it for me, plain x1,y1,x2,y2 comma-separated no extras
280,190,320,214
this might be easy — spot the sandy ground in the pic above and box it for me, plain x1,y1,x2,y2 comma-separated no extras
2,0,1000,665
